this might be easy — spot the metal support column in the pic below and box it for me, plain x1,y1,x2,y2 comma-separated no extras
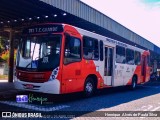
153,60,157,73
8,29,15,82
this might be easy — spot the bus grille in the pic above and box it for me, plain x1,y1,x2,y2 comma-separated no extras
17,71,51,83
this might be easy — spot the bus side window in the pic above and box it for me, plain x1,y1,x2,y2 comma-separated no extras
135,51,141,65
126,48,134,65
64,35,81,64
83,36,99,60
116,46,125,64
100,40,103,61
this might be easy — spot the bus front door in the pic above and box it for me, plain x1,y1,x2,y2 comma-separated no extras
104,47,114,86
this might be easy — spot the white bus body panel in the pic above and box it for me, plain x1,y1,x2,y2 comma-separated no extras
75,26,145,87
14,77,60,94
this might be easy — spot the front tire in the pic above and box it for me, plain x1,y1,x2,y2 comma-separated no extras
84,77,95,97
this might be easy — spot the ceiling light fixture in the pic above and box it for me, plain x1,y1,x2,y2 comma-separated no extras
63,13,67,16
45,15,48,18
54,14,57,17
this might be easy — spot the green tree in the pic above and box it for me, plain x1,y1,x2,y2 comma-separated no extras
0,36,9,62
0,36,7,54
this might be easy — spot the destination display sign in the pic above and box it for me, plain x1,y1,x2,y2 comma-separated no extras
23,24,63,34
106,38,127,47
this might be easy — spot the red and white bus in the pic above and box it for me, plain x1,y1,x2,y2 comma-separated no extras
14,23,151,96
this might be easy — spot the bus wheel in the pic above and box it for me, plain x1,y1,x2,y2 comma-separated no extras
130,76,137,90
84,77,95,97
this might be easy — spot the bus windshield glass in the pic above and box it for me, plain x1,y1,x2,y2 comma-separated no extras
16,35,61,71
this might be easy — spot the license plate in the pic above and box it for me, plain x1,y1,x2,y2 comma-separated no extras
25,84,34,89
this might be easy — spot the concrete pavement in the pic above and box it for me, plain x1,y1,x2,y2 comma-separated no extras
0,80,19,99
0,79,159,100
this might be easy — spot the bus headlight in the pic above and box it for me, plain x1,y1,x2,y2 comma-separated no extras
52,75,55,79
49,67,59,81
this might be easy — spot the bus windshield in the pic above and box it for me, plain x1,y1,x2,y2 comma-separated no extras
16,35,61,71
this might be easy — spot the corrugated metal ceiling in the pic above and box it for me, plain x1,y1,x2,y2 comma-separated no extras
0,0,159,55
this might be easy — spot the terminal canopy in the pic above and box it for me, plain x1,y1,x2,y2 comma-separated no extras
0,0,159,65
0,0,148,48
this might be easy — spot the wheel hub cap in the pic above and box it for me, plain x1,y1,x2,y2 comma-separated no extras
86,82,93,93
